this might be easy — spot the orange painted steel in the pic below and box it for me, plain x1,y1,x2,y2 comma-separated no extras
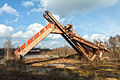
27,37,33,45
35,32,39,40
20,43,26,52
14,23,52,56
14,49,18,55
41,28,45,34
46,23,51,30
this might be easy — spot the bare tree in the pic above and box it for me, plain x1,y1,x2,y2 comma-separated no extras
4,37,13,60
109,36,117,50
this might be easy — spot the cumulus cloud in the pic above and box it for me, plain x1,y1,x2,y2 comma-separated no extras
82,34,108,42
12,23,62,48
12,23,44,38
11,23,44,48
44,14,66,25
27,8,42,15
91,34,107,41
0,24,13,38
47,34,62,39
50,41,59,45
41,41,63,49
44,41,60,46
22,1,34,7
22,0,40,7
41,0,119,16
47,41,61,48
0,3,19,16
52,14,66,23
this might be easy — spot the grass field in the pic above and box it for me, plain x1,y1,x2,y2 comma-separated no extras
0,57,120,80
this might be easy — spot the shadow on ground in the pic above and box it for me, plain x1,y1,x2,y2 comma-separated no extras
0,59,120,80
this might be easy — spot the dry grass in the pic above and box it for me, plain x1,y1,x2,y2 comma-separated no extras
1,57,120,80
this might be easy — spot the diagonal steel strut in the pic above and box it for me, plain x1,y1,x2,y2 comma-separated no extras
44,11,82,54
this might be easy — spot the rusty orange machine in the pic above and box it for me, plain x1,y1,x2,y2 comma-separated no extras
14,11,107,61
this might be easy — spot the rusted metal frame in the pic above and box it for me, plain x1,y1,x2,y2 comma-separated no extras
73,39,97,50
68,28,103,49
77,43,97,61
72,40,90,59
50,25,97,58
73,36,107,51
51,25,63,34
63,26,101,49
80,43,96,57
65,31,95,60
73,39,99,60
44,11,82,53
62,34,82,53
72,37,98,49
44,10,102,61
72,40,96,61
44,11,97,60
51,29,63,34
43,14,53,23
63,25,106,51
81,42,105,60
81,44,93,57
73,38,107,56
45,11,65,33
81,43,101,61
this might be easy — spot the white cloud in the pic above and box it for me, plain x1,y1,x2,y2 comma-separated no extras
41,41,62,49
82,34,108,42
0,3,19,16
48,41,60,48
82,35,89,40
91,34,107,41
11,23,44,48
5,17,19,24
47,34,62,39
52,14,66,23
28,8,66,23
50,41,59,45
27,8,42,15
41,0,119,16
11,23,63,48
12,23,44,38
0,24,13,38
22,1,34,7
42,14,66,25
22,0,41,7
43,14,66,25
44,41,60,46
27,23,44,32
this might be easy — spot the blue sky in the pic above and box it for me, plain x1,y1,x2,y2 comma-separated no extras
0,0,120,48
